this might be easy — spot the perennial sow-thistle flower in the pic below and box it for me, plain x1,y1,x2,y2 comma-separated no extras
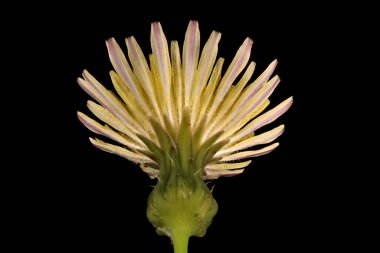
78,21,293,253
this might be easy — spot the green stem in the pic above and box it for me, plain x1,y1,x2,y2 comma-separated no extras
172,228,190,253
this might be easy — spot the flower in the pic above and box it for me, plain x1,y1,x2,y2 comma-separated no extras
77,20,292,253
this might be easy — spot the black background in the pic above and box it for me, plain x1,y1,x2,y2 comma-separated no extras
8,3,357,252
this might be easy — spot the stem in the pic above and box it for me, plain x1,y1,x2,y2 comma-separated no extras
172,228,190,253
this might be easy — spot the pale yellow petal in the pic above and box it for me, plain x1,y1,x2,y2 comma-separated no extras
207,38,253,120
204,168,245,179
220,143,279,162
78,112,145,151
106,38,149,110
86,100,145,146
235,59,278,108
140,164,159,179
78,71,144,135
191,31,221,125
150,22,173,123
231,97,293,143
89,138,154,164
196,57,224,129
125,36,163,124
221,99,270,140
205,61,255,136
216,125,284,157
170,41,182,128
205,160,251,170
223,75,281,141
182,20,200,108
109,71,152,132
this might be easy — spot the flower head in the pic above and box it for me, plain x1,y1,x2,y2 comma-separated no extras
78,20,292,253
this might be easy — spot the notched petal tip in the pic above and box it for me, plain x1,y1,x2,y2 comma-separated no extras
189,20,199,26
151,22,163,34
105,37,117,46
151,21,161,26
125,36,133,43
211,30,221,36
245,37,254,46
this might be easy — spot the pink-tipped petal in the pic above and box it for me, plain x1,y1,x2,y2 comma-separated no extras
78,112,144,150
150,22,173,123
151,22,171,95
89,138,153,164
191,31,221,124
208,38,253,117
222,76,281,142
237,59,278,108
86,100,145,145
232,97,293,142
106,38,147,109
209,60,278,138
81,70,145,136
205,61,256,136
217,125,284,157
220,143,279,162
182,20,200,107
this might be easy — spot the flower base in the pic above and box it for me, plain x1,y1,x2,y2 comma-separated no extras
147,174,218,253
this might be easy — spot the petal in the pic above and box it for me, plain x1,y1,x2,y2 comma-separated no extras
182,20,200,107
208,60,278,138
231,97,293,142
195,31,221,94
217,125,284,157
235,59,278,109
204,168,245,179
196,58,224,128
78,111,145,150
86,100,145,146
191,31,221,125
89,138,153,164
79,70,147,136
208,38,253,118
125,36,153,91
178,109,192,172
205,61,255,136
140,164,159,179
170,41,182,128
220,99,270,141
78,71,136,133
150,22,173,123
87,100,128,133
221,75,281,142
220,143,279,162
125,36,163,123
106,38,148,109
205,160,251,170
151,22,171,96
109,71,151,131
